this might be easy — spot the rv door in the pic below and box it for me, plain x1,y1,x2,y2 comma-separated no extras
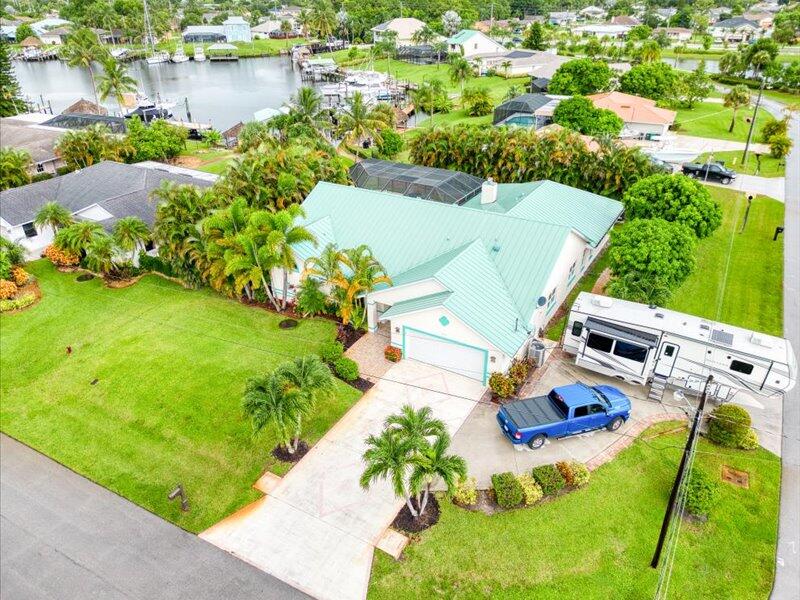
654,343,679,377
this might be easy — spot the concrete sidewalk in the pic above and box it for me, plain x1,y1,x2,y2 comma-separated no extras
0,434,306,600
201,360,484,600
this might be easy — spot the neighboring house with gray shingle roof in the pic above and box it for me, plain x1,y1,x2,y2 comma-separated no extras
0,161,217,257
272,177,622,382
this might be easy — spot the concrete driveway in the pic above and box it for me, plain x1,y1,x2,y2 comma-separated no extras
450,356,785,488
201,360,483,600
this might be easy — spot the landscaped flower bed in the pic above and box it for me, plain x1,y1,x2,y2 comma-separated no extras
488,359,534,402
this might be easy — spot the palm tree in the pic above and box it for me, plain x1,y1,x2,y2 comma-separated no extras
638,40,661,63
254,204,317,308
0,148,32,190
411,25,436,46
274,355,336,452
152,182,216,274
360,428,418,516
34,202,73,234
309,0,337,52
242,373,302,454
84,233,116,275
337,91,386,149
287,86,328,133
54,124,134,169
62,28,107,107
336,245,391,325
303,242,346,283
449,56,472,94
501,59,512,78
432,41,448,68
55,221,105,255
724,85,751,133
385,405,446,453
112,216,150,263
97,57,138,114
409,430,466,514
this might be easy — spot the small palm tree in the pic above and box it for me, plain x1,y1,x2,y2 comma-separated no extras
55,221,105,255
724,85,751,133
360,428,418,516
242,373,301,454
0,148,32,190
84,233,116,275
62,28,108,107
112,216,150,263
34,201,73,234
274,355,336,452
336,245,391,326
449,56,472,94
638,40,661,63
409,431,466,514
501,59,512,78
385,405,446,453
288,86,328,133
97,56,138,114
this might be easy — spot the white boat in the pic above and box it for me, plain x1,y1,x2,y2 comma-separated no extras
142,0,168,64
193,46,206,62
171,45,189,63
320,70,391,105
110,48,129,59
146,51,170,64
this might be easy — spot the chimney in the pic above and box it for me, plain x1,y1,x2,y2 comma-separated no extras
480,178,497,205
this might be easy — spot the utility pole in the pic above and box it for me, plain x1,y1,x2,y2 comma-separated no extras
741,74,765,171
651,376,713,569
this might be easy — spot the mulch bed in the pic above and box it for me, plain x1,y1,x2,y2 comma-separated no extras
271,440,310,463
392,495,440,533
279,318,299,329
76,273,95,282
347,377,374,392
337,324,364,350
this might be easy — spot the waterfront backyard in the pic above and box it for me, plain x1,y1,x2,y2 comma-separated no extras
0,261,361,532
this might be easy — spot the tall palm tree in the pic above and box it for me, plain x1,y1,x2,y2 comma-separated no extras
325,245,391,326
287,86,328,133
112,216,150,263
360,428,418,516
62,28,107,107
254,204,317,308
55,221,105,255
449,56,472,94
242,373,301,454
34,201,73,234
336,91,386,149
97,57,138,114
384,405,446,452
274,355,336,452
309,0,337,53
408,430,466,514
724,85,751,133
0,148,32,190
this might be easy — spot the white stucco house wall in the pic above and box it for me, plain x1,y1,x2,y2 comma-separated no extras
447,29,507,59
223,16,252,42
371,17,427,46
272,166,622,383
710,17,761,42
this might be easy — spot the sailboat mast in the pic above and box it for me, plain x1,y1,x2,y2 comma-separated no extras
143,0,155,54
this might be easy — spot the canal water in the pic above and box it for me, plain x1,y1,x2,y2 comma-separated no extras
13,56,306,129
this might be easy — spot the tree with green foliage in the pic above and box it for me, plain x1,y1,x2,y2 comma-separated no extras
376,128,404,159
548,59,612,96
309,0,338,52
411,79,452,124
673,62,713,108
503,85,523,103
719,51,744,78
0,148,32,190
522,22,546,50
55,221,106,255
287,86,330,134
112,216,150,262
409,429,466,514
336,91,388,149
619,61,677,100
15,24,36,42
62,28,108,107
552,96,623,137
723,85,751,133
627,24,652,41
200,128,222,147
242,372,304,455
55,124,134,169
97,56,138,113
295,277,328,316
607,218,696,303
126,117,188,162
84,232,116,275
449,56,473,94
237,121,274,152
760,117,789,143
461,86,493,117
743,38,779,71
637,40,661,63
360,427,418,515
622,174,721,238
768,134,792,160
385,405,447,453
34,202,73,234
0,39,27,116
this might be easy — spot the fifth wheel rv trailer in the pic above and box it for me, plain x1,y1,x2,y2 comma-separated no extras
563,292,797,400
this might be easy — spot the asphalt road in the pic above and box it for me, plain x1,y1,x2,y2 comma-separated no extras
0,434,308,600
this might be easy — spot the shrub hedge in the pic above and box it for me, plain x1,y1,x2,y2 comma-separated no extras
532,464,566,496
489,372,515,398
0,292,36,312
319,340,344,364
517,473,544,506
491,472,524,508
685,468,720,517
556,461,591,488
707,404,752,448
138,253,176,277
333,357,359,382
452,476,478,506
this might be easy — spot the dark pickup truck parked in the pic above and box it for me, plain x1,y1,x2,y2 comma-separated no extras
496,383,632,449
681,161,737,184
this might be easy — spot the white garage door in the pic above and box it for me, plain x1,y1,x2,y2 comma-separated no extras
404,328,488,382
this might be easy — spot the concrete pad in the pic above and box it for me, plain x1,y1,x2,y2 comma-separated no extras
253,471,282,494
375,529,409,559
201,360,484,600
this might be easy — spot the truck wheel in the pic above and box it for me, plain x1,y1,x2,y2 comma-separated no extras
720,177,731,185
607,417,624,432
527,434,546,450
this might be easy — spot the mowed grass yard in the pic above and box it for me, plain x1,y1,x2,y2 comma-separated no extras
0,261,361,532
673,102,770,143
668,187,784,336
368,423,780,599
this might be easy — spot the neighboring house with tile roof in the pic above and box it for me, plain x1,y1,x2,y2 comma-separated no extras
588,91,677,139
0,161,217,257
275,178,622,381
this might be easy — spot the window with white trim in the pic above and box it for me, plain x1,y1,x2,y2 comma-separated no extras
546,287,557,312
567,261,577,284
21,222,37,238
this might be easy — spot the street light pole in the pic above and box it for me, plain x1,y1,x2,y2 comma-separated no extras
741,74,766,171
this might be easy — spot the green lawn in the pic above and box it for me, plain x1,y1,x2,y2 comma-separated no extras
696,150,786,177
673,102,770,142
369,423,780,599
0,261,361,532
668,187,784,336
178,139,238,174
762,89,800,106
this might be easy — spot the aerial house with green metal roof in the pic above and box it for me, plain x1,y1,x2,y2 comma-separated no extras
273,174,622,383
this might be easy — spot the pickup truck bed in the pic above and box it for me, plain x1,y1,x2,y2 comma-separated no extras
503,396,564,430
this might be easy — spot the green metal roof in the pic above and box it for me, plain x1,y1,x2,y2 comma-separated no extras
463,180,622,247
379,291,452,320
446,29,479,45
297,182,573,355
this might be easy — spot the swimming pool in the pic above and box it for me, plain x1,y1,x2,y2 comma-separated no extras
502,115,536,127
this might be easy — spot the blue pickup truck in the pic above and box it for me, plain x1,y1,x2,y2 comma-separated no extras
496,383,632,449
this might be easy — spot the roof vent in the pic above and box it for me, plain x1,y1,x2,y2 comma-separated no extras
480,178,498,205
750,333,773,348
491,238,501,252
711,329,734,346
591,296,613,308
655,312,665,319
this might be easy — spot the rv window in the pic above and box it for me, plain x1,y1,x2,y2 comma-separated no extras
571,321,583,336
586,332,613,353
664,345,675,357
730,360,754,375
613,340,647,363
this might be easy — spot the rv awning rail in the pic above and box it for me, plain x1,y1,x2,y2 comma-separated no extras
585,317,660,347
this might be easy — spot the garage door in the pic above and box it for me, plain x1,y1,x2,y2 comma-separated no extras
403,327,488,382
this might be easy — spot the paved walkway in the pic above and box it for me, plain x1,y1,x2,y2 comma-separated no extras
0,434,306,600
201,360,484,600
